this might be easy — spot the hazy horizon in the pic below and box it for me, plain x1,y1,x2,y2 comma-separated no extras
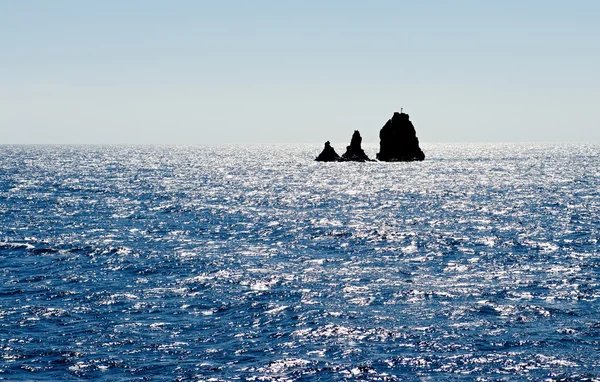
2,1,599,144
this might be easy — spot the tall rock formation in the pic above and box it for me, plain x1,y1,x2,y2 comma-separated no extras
341,130,371,162
377,112,425,161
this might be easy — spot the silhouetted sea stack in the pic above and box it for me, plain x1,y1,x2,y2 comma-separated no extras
341,130,371,162
315,131,372,162
377,112,425,161
315,111,424,162
315,141,341,162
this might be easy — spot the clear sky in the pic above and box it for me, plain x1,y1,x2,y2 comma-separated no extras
1,1,599,144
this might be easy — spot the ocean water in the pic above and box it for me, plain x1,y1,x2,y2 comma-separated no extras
1,143,599,381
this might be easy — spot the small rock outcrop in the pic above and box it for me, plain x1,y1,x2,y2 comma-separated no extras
315,131,372,162
315,141,341,161
341,130,371,162
377,112,425,161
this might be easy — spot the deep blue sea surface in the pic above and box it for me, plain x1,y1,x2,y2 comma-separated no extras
1,143,600,381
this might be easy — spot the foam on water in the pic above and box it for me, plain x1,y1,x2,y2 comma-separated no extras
1,143,600,380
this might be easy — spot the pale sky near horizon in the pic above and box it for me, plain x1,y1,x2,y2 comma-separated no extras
1,1,599,144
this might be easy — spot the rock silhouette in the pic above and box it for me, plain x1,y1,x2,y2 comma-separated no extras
315,141,341,162
315,112,425,162
315,131,372,162
341,130,371,162
377,112,425,161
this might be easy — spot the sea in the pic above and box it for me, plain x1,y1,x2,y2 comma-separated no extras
1,143,599,381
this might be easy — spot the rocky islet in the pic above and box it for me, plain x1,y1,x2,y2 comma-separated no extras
315,112,425,162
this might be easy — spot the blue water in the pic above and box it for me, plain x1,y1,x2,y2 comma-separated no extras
1,143,599,381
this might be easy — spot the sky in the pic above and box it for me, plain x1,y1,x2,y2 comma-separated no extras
1,1,599,144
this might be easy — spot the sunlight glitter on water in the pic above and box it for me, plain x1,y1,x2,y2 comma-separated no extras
0,143,599,380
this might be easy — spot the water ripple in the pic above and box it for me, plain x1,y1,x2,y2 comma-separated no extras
1,143,599,380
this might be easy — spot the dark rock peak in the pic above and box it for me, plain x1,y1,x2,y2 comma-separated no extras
341,130,371,162
377,112,425,162
315,131,372,162
315,140,341,162
350,130,362,148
